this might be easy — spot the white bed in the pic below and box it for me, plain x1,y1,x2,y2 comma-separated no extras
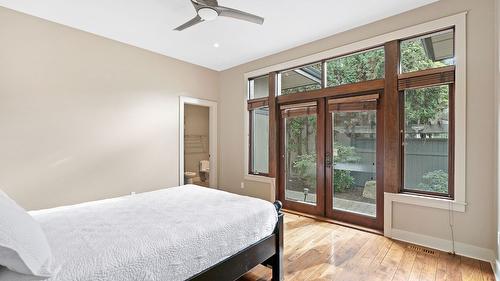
0,185,278,281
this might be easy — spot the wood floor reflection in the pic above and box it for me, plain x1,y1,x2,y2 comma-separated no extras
239,213,494,281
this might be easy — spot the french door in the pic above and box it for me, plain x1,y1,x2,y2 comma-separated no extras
279,100,325,215
279,93,383,229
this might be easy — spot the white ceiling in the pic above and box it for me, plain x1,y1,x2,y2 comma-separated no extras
0,0,438,71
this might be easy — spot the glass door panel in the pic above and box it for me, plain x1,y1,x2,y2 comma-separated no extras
325,98,382,229
279,101,324,215
277,96,382,228
332,110,377,217
284,113,317,205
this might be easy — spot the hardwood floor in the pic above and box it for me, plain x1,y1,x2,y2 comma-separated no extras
239,213,495,281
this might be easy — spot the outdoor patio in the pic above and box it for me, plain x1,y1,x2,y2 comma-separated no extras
285,190,376,217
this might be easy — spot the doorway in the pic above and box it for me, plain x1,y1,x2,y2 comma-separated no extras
278,93,383,229
179,97,218,188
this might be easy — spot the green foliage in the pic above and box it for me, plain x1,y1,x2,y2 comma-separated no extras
327,48,385,87
404,86,448,126
281,84,320,95
332,143,359,193
334,143,360,163
400,40,450,127
400,40,447,73
292,154,316,188
417,170,448,193
282,40,451,127
333,170,355,193
286,116,316,154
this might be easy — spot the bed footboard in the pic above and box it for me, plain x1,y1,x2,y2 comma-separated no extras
269,201,284,281
188,200,284,281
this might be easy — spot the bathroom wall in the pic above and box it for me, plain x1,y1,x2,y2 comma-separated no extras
184,104,210,180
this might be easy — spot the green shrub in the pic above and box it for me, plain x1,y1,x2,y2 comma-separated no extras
334,169,355,193
292,154,316,188
332,143,359,193
417,170,448,193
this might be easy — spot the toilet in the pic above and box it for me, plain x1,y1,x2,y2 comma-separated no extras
199,160,209,183
184,171,197,184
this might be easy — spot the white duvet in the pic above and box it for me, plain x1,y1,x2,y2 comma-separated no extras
0,185,278,281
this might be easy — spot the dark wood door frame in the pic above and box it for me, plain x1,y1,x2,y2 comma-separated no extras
278,92,384,230
278,99,325,216
324,94,384,230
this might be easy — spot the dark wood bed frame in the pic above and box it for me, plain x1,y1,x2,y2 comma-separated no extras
188,201,284,281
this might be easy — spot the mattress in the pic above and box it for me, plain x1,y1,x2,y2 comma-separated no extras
0,185,278,281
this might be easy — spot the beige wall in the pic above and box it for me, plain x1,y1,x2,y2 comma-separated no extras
495,0,500,267
184,104,210,177
219,0,496,251
0,7,219,210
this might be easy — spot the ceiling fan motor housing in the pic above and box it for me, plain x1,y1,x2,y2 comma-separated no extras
197,7,218,21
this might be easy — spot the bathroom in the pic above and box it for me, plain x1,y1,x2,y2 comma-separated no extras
184,104,210,187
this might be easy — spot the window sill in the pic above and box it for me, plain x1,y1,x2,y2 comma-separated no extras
244,174,274,184
385,192,466,212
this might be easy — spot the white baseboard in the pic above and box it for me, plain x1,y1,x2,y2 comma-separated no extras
390,228,494,263
494,259,500,281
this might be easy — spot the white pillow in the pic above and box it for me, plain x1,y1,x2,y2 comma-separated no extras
0,190,54,277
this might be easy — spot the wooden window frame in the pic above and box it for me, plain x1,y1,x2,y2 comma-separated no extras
243,14,466,223
247,73,279,178
399,81,455,199
397,29,456,199
248,97,270,177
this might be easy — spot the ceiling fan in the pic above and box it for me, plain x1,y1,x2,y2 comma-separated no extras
174,0,264,31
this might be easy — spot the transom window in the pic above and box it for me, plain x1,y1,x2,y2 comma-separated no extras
400,29,455,73
326,47,385,87
280,63,322,95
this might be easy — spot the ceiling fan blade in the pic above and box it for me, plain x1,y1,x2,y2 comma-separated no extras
174,15,204,31
217,6,264,25
194,0,218,7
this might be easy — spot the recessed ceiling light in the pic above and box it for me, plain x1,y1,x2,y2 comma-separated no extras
213,43,220,48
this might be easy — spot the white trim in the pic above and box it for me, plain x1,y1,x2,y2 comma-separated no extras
453,12,467,205
179,96,218,188
244,174,274,184
243,78,252,179
384,192,466,238
390,228,494,263
385,192,466,213
242,176,277,202
494,259,500,281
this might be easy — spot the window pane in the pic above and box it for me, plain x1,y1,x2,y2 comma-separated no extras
403,85,449,194
249,76,269,99
281,63,322,95
251,107,269,174
284,112,317,205
326,47,385,87
332,109,377,217
400,29,454,73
